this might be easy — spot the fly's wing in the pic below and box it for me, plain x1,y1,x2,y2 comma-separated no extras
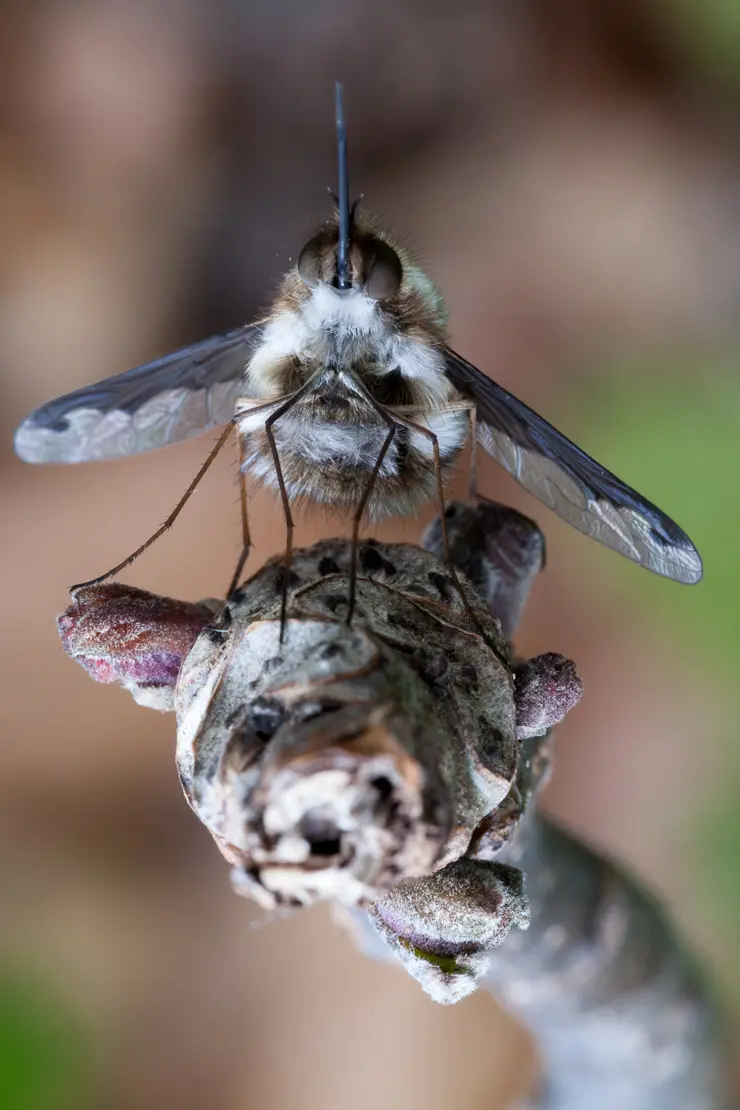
14,323,263,464
443,348,702,584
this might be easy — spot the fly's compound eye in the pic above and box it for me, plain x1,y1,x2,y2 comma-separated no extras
364,240,403,300
297,236,325,287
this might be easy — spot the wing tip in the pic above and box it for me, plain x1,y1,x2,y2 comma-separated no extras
14,417,82,464
678,545,703,586
13,420,45,464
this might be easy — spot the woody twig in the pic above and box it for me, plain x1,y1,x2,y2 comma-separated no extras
57,502,725,1107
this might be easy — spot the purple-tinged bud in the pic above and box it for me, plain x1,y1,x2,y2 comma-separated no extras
423,499,545,642
58,584,220,710
514,653,583,740
369,859,529,1004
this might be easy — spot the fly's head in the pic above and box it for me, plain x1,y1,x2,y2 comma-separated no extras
298,213,403,301
273,211,449,344
287,80,446,339
243,208,457,427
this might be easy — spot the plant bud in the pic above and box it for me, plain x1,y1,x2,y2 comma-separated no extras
369,859,529,1004
58,583,219,710
514,653,584,740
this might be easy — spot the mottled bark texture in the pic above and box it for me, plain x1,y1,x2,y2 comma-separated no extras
487,783,726,1109
173,535,530,913
369,503,726,1108
57,503,573,986
57,501,724,1106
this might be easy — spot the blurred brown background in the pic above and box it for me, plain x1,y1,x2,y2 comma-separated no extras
2,2,740,1107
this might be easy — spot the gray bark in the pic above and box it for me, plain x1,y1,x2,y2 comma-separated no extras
487,732,726,1109
58,500,727,1107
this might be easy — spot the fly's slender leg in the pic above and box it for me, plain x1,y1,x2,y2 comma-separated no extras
264,414,292,641
261,378,318,641
71,394,287,595
70,420,237,593
347,420,396,624
468,405,478,502
340,377,400,624
227,432,251,598
396,412,488,643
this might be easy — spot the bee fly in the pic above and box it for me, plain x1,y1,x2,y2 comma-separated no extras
15,83,702,624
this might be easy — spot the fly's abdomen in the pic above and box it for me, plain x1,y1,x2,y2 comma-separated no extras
236,398,468,520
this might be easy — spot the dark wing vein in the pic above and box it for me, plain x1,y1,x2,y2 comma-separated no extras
15,323,263,464
443,347,702,584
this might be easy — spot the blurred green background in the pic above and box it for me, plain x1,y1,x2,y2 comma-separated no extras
0,970,91,1110
1,1,739,1107
579,360,740,963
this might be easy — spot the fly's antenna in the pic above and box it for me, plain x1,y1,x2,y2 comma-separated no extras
334,81,351,289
